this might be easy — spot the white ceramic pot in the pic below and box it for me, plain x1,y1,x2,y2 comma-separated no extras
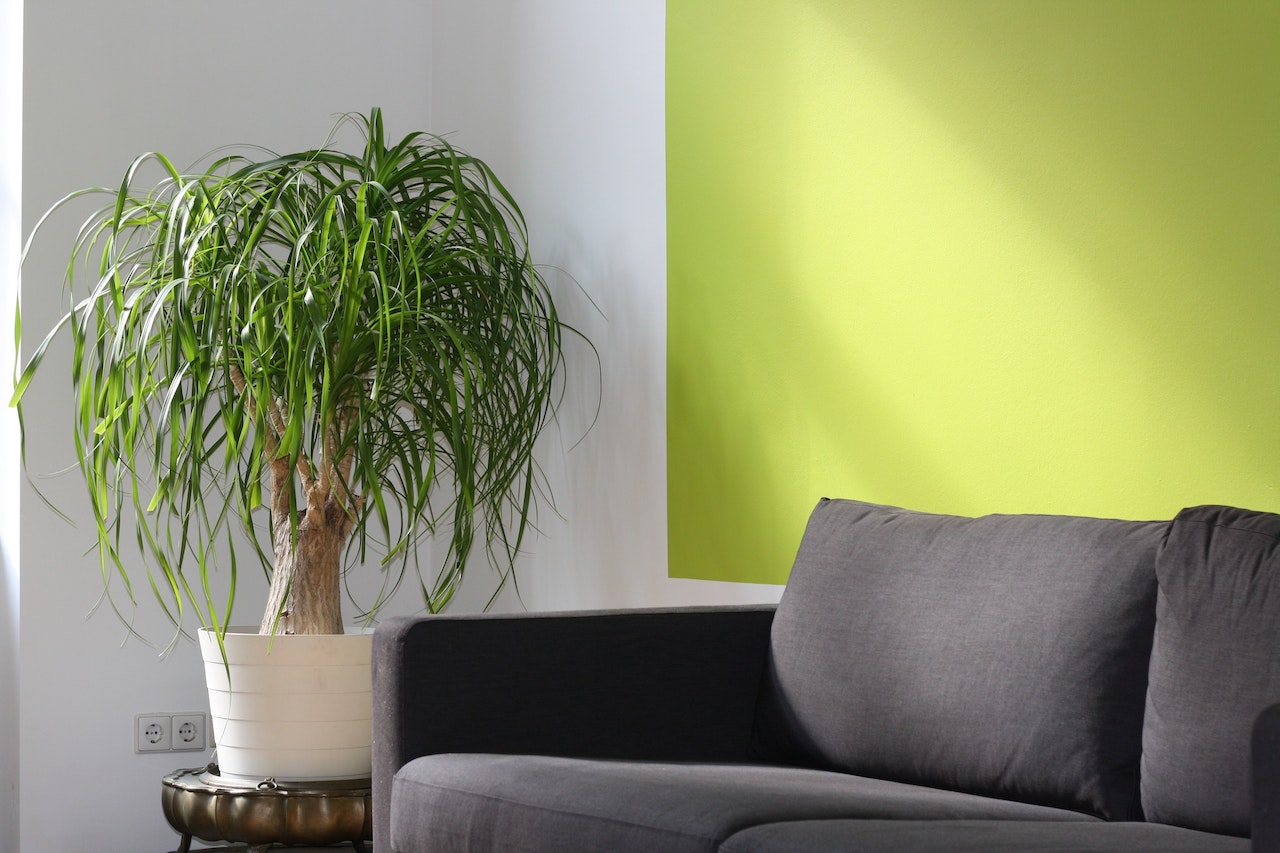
198,627,373,782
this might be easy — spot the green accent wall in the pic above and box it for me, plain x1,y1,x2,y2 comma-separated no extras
667,1,1280,584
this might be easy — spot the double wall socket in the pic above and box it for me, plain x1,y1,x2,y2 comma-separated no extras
135,712,208,753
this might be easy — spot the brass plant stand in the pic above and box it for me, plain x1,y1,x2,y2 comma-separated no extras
162,764,371,852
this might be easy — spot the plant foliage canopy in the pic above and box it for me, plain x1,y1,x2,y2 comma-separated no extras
13,108,572,637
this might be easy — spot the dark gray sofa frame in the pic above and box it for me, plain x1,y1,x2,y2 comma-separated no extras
373,501,1280,852
373,606,777,850
373,606,1280,851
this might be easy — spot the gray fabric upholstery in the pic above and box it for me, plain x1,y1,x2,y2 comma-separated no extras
1253,703,1280,850
1141,505,1280,837
759,498,1164,820
390,755,1095,853
374,501,1280,851
719,820,1251,853
372,606,776,852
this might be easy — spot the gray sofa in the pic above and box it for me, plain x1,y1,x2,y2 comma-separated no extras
373,499,1280,852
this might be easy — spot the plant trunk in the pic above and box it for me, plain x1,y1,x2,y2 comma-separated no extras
260,501,349,635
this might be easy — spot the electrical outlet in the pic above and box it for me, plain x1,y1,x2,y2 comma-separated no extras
171,713,207,751
135,712,208,753
135,713,171,752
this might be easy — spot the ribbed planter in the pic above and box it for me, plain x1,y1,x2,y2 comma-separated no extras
198,627,373,782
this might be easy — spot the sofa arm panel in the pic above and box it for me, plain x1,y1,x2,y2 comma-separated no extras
1254,703,1280,851
372,604,776,852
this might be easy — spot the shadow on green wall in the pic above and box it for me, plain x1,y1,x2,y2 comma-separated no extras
668,0,1280,584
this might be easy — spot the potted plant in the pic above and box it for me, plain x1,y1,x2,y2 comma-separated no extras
12,108,580,779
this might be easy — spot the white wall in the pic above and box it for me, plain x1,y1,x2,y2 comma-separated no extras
0,1,23,852
9,0,782,849
430,0,783,613
17,3,434,850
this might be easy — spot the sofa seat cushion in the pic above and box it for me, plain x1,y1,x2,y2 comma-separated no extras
389,754,1095,853
719,820,1250,853
759,498,1164,820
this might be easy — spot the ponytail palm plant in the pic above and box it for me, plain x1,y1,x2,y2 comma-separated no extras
13,109,571,638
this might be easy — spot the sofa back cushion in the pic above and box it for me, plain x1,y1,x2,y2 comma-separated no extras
758,498,1165,820
1141,505,1280,837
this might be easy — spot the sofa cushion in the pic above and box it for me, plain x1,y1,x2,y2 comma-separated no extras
390,754,1094,853
757,498,1165,820
1141,504,1280,837
719,820,1250,853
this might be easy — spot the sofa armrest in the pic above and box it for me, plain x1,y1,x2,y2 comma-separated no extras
372,604,776,851
1254,703,1280,851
